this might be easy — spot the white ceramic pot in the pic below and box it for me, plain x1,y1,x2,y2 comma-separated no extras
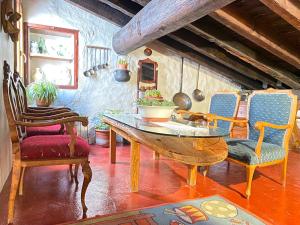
138,105,177,122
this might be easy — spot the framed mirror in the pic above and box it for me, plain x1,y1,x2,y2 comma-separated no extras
137,58,158,94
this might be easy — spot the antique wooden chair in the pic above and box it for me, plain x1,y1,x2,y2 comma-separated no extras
3,61,92,224
209,89,297,199
10,70,82,192
177,92,241,136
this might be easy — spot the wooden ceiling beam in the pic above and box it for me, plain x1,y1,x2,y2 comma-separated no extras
169,29,277,88
158,36,262,90
65,0,130,27
98,0,139,17
259,0,300,31
112,0,237,54
185,22,300,88
210,9,300,70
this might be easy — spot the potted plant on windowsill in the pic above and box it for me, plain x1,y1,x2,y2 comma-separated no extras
27,80,58,107
137,90,176,122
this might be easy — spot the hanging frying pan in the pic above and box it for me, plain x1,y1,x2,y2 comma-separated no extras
173,57,192,110
192,64,205,101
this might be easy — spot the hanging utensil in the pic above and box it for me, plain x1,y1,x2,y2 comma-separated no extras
192,64,205,101
173,57,192,110
105,49,109,68
93,48,98,72
84,46,91,77
97,49,102,70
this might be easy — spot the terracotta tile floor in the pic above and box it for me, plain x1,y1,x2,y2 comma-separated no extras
0,144,300,225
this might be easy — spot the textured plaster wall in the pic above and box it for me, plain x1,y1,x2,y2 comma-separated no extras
0,10,13,190
23,0,240,124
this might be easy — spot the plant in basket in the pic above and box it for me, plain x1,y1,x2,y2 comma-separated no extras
137,90,176,122
117,58,128,70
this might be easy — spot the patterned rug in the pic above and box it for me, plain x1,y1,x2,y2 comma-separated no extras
59,196,267,225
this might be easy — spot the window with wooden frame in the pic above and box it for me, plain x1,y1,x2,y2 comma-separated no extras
24,23,79,89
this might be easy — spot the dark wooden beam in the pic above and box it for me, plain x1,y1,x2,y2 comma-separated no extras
259,0,300,32
130,0,150,6
185,21,296,88
98,0,140,17
158,36,262,90
210,9,300,70
112,0,237,54
169,29,277,88
65,0,130,27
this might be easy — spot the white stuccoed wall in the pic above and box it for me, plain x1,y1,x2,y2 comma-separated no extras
23,0,240,123
0,15,13,190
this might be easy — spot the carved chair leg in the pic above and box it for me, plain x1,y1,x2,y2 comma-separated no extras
18,167,26,196
153,152,160,160
8,157,21,224
282,157,288,187
227,161,230,171
203,166,209,177
81,161,92,218
245,165,256,199
69,164,74,182
74,164,79,186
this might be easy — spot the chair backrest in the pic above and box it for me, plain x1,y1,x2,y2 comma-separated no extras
209,92,240,133
13,71,28,113
3,61,22,150
247,89,297,147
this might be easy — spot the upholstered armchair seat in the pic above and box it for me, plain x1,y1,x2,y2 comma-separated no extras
21,135,89,160
227,139,285,165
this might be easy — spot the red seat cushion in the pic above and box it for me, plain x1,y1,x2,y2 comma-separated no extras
21,135,89,160
26,125,63,137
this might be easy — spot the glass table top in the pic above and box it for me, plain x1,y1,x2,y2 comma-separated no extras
103,113,229,138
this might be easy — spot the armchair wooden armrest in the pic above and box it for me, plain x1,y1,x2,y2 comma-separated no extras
206,114,248,128
15,116,88,127
27,108,71,114
254,121,291,158
255,121,291,130
22,110,77,117
28,106,71,111
20,112,79,121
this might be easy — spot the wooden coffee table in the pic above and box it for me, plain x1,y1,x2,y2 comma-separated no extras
103,114,228,192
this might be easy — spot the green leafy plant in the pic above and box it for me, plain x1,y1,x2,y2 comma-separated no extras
144,90,162,98
137,98,175,107
28,81,58,103
117,58,128,65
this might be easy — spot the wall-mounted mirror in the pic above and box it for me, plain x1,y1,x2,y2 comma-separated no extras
137,58,158,96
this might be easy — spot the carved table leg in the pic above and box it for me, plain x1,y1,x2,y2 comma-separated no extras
130,141,140,192
74,164,79,186
187,165,198,186
110,128,117,164
81,161,92,218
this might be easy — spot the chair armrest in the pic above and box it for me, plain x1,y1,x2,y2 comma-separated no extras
27,108,71,114
28,106,71,111
255,121,291,130
20,112,79,121
207,114,248,128
15,116,88,127
254,121,291,158
23,110,77,117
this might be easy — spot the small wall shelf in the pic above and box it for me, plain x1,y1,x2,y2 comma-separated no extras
30,53,73,62
24,23,79,89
